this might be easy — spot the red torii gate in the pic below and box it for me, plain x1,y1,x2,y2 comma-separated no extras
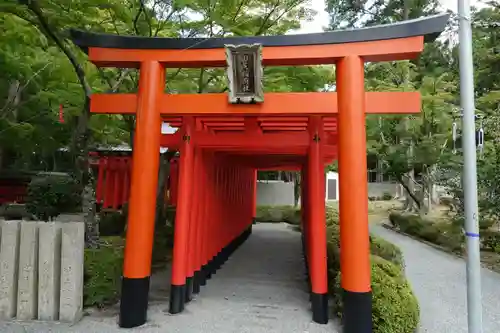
71,13,448,333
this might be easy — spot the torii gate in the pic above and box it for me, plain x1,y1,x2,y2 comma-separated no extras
71,13,447,333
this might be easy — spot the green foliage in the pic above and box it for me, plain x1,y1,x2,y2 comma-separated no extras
25,174,81,221
255,205,301,225
83,209,175,308
99,210,127,236
370,235,405,268
332,256,420,333
388,212,465,253
152,217,175,268
0,203,35,220
480,231,500,253
324,206,419,333
83,237,124,308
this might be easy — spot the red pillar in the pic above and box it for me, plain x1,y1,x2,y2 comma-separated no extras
192,150,205,293
307,116,328,324
121,157,130,207
185,147,200,301
169,117,195,314
104,158,114,209
95,156,105,206
119,61,164,328
252,169,257,224
337,55,372,332
112,157,121,209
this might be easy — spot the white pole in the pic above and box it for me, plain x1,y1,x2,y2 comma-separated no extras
457,0,484,332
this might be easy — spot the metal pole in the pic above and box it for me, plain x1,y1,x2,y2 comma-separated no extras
457,0,483,332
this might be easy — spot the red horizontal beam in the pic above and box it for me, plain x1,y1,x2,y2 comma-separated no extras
91,92,420,115
161,132,337,149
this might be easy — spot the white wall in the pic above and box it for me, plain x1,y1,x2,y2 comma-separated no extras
256,180,295,206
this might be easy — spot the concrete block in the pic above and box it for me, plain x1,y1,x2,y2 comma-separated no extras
0,220,21,319
16,222,40,320
38,222,62,321
59,222,84,323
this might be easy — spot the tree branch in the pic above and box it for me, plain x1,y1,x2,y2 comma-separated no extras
23,0,91,98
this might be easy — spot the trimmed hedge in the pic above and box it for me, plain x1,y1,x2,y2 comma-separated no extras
389,212,466,254
324,211,419,333
0,203,36,220
256,205,301,225
25,174,81,221
331,255,419,333
257,205,420,333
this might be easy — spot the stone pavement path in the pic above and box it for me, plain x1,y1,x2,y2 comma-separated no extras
371,224,500,333
0,223,339,333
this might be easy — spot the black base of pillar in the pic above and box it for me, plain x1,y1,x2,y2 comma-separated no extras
185,276,194,302
192,226,252,292
311,292,329,324
169,284,186,314
199,265,207,285
192,271,201,294
119,276,150,328
342,289,372,333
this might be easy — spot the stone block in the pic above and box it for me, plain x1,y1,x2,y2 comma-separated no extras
17,222,39,320
0,220,21,319
59,222,84,323
38,222,62,321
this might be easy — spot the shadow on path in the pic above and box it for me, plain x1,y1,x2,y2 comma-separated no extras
0,223,339,333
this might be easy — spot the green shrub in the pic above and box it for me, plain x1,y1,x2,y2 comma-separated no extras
389,212,465,253
256,205,277,222
479,218,495,230
256,205,301,224
397,214,424,234
481,231,500,253
25,174,81,221
152,221,174,268
370,235,405,268
332,255,419,333
419,223,440,243
0,204,36,220
326,208,419,332
382,192,393,201
99,210,127,236
83,208,175,308
282,207,301,225
388,212,403,227
84,237,124,308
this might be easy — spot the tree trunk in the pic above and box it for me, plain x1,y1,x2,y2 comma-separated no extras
293,172,300,207
24,0,99,247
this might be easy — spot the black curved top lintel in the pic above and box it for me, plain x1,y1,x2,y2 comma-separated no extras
69,13,449,53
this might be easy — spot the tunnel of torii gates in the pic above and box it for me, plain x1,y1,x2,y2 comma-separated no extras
71,13,448,333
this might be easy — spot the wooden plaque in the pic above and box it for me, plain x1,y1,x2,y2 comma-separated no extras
225,44,264,104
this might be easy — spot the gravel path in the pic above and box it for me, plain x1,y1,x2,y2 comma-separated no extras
0,223,339,333
371,224,500,333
